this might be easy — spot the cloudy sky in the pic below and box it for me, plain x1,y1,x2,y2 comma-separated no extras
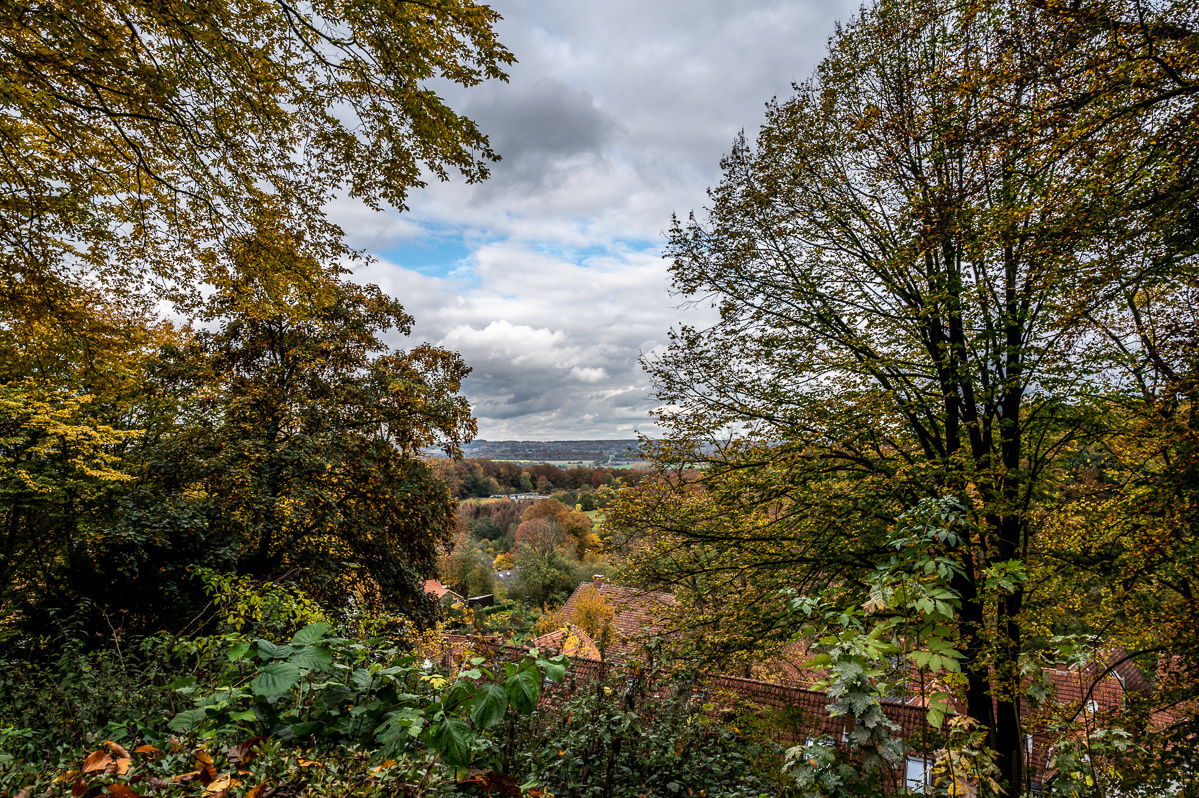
331,0,858,440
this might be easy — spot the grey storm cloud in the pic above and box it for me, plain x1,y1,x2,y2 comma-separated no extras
464,78,619,162
461,77,621,195
334,0,860,439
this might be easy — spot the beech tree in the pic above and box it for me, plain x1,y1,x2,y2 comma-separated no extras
612,0,1198,794
0,0,512,327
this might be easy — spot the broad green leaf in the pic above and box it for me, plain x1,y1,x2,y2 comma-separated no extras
170,675,198,692
469,684,509,730
291,721,322,737
168,708,208,733
257,639,291,660
316,684,355,710
426,718,476,767
289,645,333,672
539,657,566,683
376,707,425,759
290,622,331,647
251,662,302,697
227,641,252,662
504,665,540,714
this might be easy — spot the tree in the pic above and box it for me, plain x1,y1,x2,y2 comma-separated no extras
68,263,475,628
1,0,513,328
520,498,598,559
0,381,137,616
611,1,1197,794
0,289,182,618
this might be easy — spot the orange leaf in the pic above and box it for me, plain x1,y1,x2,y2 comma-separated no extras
82,750,113,774
105,785,144,798
104,741,131,760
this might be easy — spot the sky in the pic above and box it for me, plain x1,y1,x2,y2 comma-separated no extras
330,0,859,441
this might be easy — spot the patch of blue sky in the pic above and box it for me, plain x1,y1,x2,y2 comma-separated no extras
534,237,661,262
375,232,476,280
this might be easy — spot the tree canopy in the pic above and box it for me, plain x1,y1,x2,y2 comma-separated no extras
45,269,475,628
1,0,509,630
0,0,512,326
611,0,1199,794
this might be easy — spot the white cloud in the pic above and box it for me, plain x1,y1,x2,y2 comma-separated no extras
333,0,856,438
571,366,608,383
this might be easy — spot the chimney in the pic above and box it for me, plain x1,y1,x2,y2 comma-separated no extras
592,574,604,590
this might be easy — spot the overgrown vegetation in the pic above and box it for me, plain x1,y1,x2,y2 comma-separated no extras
0,574,785,797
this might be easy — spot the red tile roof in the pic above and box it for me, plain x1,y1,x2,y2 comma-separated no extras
423,579,461,601
560,580,678,661
529,626,602,660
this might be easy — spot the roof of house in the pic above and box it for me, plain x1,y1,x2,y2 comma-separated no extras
560,580,678,660
423,579,462,601
530,626,602,660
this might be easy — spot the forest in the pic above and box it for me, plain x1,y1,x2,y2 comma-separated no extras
2,0,1198,796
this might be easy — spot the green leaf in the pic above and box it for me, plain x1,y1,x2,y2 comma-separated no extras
504,665,541,714
291,721,323,737
170,675,198,692
469,684,509,730
290,622,331,647
257,639,292,660
316,684,355,710
227,641,252,661
251,662,302,697
426,718,475,767
168,708,208,733
289,645,333,672
539,656,567,683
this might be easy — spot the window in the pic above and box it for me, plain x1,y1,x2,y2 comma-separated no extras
905,757,930,794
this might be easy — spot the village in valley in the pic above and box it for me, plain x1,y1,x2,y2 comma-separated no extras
416,452,1185,796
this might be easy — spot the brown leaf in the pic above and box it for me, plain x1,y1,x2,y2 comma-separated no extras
226,737,266,769
244,785,266,798
105,785,144,798
104,741,132,760
133,745,162,759
204,774,241,794
82,750,114,775
168,770,202,784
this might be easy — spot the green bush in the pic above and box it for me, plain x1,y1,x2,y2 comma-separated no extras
499,669,789,798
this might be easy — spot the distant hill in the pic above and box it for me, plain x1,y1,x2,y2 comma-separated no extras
427,439,645,464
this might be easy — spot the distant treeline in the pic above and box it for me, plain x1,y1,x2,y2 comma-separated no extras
427,458,650,499
426,439,645,462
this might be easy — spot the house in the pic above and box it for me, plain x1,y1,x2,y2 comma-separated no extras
440,578,1176,792
422,578,463,604
529,626,602,660
548,575,677,661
